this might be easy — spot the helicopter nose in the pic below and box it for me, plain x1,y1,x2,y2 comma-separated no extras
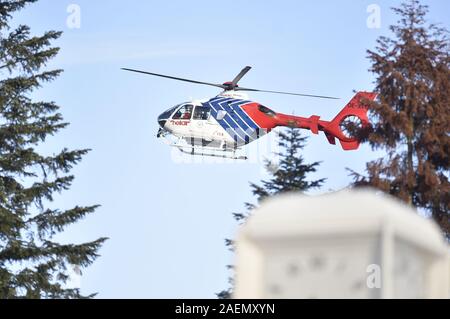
158,114,167,128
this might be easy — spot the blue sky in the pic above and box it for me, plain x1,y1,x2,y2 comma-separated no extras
10,0,449,298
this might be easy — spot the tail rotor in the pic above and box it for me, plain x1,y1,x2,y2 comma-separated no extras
324,92,377,150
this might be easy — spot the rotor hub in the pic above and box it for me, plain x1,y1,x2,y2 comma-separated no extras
222,82,239,91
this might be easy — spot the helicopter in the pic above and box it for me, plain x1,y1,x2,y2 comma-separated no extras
122,66,377,160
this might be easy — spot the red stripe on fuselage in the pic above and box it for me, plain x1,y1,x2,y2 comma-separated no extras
241,103,328,133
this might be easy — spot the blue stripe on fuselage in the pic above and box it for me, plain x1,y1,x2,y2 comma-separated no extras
229,100,260,131
213,99,253,142
204,97,261,145
207,98,246,143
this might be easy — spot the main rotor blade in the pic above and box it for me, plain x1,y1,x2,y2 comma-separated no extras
121,68,226,90
232,66,252,87
235,87,340,100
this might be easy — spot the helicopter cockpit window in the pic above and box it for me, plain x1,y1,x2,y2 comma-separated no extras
172,104,193,120
258,105,276,117
159,105,180,120
193,106,210,120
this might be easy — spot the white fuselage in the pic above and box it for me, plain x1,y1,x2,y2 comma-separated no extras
160,92,262,149
162,99,235,147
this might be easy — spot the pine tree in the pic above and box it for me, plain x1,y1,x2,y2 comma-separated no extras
0,0,107,298
218,128,325,298
350,0,449,240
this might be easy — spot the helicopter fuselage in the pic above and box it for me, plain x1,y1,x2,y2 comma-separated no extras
157,91,377,152
158,94,268,150
122,66,376,157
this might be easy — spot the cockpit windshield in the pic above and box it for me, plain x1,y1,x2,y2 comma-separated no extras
159,104,183,120
172,104,193,120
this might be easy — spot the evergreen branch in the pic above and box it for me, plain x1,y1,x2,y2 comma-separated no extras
0,25,62,74
29,205,101,240
0,1,37,29
42,238,109,268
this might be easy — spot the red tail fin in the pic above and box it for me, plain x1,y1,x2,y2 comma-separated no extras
325,92,377,151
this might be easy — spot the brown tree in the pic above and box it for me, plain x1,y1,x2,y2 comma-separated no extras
351,0,449,239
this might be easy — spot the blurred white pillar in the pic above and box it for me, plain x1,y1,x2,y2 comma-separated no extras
234,190,449,299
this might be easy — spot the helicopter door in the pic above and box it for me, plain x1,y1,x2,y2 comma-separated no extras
191,105,214,140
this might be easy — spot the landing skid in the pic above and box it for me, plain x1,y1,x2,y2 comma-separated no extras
158,131,248,160
177,146,248,160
